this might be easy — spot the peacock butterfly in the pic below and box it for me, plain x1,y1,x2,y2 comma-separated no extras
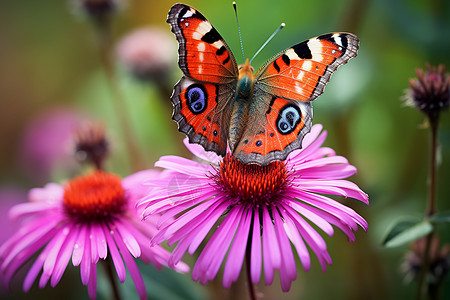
167,3,359,166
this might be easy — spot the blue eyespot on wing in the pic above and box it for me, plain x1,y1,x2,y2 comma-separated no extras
171,77,233,156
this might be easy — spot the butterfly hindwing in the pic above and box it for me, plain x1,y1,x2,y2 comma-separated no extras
167,3,239,84
171,77,232,156
233,89,313,165
255,32,359,102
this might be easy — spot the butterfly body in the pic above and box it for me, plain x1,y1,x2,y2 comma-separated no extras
167,4,359,166
228,59,255,151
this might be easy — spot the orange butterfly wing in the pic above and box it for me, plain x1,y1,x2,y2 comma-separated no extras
233,94,312,166
171,77,232,156
255,33,359,102
167,4,238,155
167,4,238,84
233,33,359,165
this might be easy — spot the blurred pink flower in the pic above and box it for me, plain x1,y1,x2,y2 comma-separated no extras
0,186,27,290
19,108,83,184
0,170,188,299
0,187,27,245
116,27,176,83
138,124,369,291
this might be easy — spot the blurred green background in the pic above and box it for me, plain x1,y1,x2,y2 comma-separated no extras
0,0,449,299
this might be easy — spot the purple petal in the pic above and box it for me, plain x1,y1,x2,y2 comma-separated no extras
306,146,336,159
168,201,228,266
183,137,221,164
27,183,64,204
23,251,46,292
51,225,78,287
72,224,87,267
283,205,327,251
286,201,334,236
125,222,191,273
185,199,227,254
166,196,223,244
121,221,161,267
167,238,190,269
80,226,92,286
151,192,221,245
2,216,62,268
298,179,369,205
112,228,147,300
8,202,59,220
250,209,262,283
3,226,57,286
296,156,349,170
122,169,160,193
290,201,357,241
282,213,311,271
223,207,251,288
87,263,97,300
38,232,64,289
273,211,296,281
300,124,323,149
103,223,126,283
204,207,243,283
95,223,108,259
43,225,72,278
293,190,368,231
114,219,142,258
262,206,281,285
155,156,209,177
90,223,100,263
298,164,357,180
289,126,326,163
156,201,199,229
38,268,51,289
292,192,356,228
283,206,331,272
192,205,242,284
141,184,213,216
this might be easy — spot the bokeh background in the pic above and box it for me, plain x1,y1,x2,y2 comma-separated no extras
0,0,449,299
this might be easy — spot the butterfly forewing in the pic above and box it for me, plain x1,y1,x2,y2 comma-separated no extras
255,33,359,102
167,4,239,84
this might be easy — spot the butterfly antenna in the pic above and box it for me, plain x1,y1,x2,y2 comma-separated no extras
233,2,245,61
250,22,285,64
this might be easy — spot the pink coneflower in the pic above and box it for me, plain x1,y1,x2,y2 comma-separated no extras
0,170,188,299
138,124,369,292
116,27,176,83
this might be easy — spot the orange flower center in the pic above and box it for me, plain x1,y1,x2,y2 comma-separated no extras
63,171,126,222
215,154,289,206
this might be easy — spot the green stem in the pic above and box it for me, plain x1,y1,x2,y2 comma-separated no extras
245,245,257,300
426,119,438,217
104,257,121,300
417,117,439,300
94,18,146,172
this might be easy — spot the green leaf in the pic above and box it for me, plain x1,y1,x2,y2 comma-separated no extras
429,210,450,224
382,220,433,248
97,261,207,300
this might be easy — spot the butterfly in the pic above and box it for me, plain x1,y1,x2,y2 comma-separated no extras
167,3,359,166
